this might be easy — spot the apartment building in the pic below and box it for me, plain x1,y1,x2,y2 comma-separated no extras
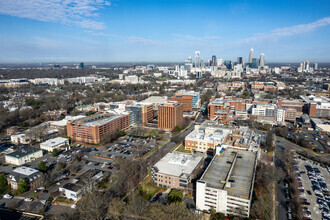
196,148,257,218
158,101,183,131
151,152,203,189
5,147,43,166
60,169,103,201
7,166,42,190
185,121,230,152
67,113,130,144
167,90,200,111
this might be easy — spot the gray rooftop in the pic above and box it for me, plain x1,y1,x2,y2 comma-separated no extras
153,152,203,177
200,149,257,199
74,113,121,126
6,147,42,159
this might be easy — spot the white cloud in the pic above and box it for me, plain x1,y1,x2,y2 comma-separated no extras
172,33,220,41
244,17,330,43
0,0,111,30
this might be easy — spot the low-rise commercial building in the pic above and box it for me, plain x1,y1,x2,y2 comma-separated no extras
152,152,203,189
7,166,42,190
10,133,31,145
40,137,69,152
5,147,43,166
185,121,230,152
196,148,257,217
67,113,130,144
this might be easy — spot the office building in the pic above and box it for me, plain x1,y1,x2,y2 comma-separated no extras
67,113,130,144
5,147,43,166
125,102,154,125
248,48,253,63
211,55,217,67
40,137,69,152
167,90,201,112
237,57,243,65
185,121,230,152
7,167,42,190
314,63,318,70
196,148,257,217
158,101,183,131
223,61,232,70
259,54,265,67
79,62,84,69
195,51,201,68
251,58,259,68
152,152,203,189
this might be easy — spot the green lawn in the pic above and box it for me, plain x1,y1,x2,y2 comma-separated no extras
138,176,166,200
174,144,191,153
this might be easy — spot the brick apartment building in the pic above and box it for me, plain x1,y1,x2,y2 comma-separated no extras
158,101,183,131
67,113,130,144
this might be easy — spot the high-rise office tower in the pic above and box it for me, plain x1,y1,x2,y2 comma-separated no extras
259,54,265,67
217,58,223,66
195,51,201,68
251,58,259,68
158,101,183,131
237,57,243,64
184,56,193,72
249,48,253,63
223,60,232,70
211,55,217,67
201,58,205,68
79,62,84,69
314,63,318,70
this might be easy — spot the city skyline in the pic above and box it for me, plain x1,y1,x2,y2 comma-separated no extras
0,0,330,63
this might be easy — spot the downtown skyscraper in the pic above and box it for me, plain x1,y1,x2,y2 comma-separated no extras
249,48,253,63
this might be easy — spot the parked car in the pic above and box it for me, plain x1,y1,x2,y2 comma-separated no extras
3,194,13,199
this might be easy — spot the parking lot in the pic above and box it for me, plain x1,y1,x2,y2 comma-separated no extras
295,155,330,220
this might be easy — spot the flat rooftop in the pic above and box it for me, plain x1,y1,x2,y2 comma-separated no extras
40,137,68,147
153,152,203,177
200,149,257,199
13,166,39,176
141,96,167,104
6,147,42,159
74,113,121,126
186,127,230,143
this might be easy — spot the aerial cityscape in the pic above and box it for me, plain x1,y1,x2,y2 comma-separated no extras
0,0,329,220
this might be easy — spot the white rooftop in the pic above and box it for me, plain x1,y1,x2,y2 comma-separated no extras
13,166,39,176
50,115,86,126
40,137,68,147
186,127,230,143
153,152,203,177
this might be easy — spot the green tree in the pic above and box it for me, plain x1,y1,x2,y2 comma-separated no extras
0,173,7,187
17,178,29,194
168,189,183,204
37,161,48,172
52,149,59,157
174,126,182,132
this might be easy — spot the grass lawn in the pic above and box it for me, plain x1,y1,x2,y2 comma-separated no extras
174,144,191,153
27,191,39,199
138,176,166,200
55,196,74,204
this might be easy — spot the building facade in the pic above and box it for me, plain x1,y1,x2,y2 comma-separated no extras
158,101,183,131
5,147,43,166
67,113,130,144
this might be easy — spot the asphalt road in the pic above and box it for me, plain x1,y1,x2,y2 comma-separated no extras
275,141,288,220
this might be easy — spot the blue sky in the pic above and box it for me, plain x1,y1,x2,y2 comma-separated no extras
0,0,330,63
